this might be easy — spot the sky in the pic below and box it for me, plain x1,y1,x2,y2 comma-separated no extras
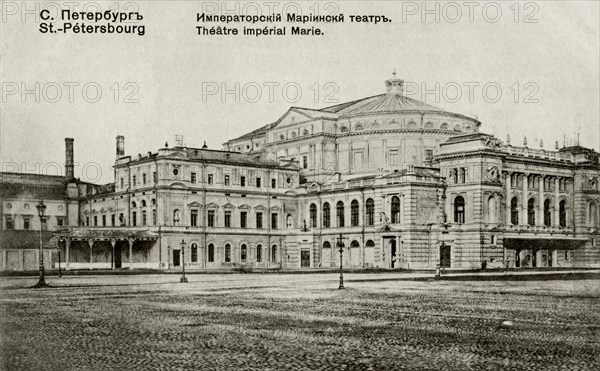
1,0,599,184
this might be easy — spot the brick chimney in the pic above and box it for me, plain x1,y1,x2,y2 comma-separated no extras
65,138,74,181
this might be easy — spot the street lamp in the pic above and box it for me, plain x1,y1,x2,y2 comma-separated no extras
32,199,50,288
336,233,345,289
57,237,63,278
180,239,188,283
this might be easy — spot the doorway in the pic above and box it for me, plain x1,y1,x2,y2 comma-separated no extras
114,244,122,268
390,240,397,268
301,250,310,268
173,250,181,267
440,244,451,268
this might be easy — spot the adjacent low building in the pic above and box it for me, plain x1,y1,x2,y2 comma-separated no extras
2,73,599,271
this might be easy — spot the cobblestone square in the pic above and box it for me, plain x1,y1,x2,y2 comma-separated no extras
1,273,599,370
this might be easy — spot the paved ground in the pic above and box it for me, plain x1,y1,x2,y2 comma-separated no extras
1,272,599,371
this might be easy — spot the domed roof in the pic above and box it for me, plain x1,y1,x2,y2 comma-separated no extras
320,93,445,116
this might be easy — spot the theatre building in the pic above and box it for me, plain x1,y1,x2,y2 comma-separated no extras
1,73,599,270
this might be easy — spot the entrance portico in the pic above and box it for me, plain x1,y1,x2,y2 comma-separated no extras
503,236,587,268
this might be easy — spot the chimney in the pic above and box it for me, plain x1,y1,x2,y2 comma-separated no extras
65,138,74,181
116,135,125,159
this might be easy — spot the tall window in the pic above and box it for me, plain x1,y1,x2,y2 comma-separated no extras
153,172,157,183
544,199,552,226
241,176,246,186
207,174,213,185
240,212,247,228
366,198,375,226
94,215,98,226
351,200,359,227
389,149,399,166
132,175,136,186
309,204,317,228
559,200,567,227
256,212,263,229
391,196,400,223
142,174,147,184
132,212,137,226
323,203,331,228
208,244,214,262
271,245,277,262
207,210,215,227
225,244,231,262
511,197,519,225
527,198,536,226
487,196,497,223
141,211,146,226
286,214,293,229
225,211,232,228
191,243,198,263
111,214,116,226
454,196,465,224
23,217,30,230
152,210,156,226
303,156,308,169
271,213,278,229
336,201,345,227
190,210,198,227
589,202,598,227
241,244,247,262
271,179,276,188
425,149,434,160
224,175,230,186
191,172,197,184
256,245,262,262
256,177,261,188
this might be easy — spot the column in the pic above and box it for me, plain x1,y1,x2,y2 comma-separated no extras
396,235,401,264
110,239,117,270
554,177,560,226
87,239,94,270
538,176,544,226
128,238,134,270
505,172,512,225
65,238,71,270
522,173,528,224
380,236,385,265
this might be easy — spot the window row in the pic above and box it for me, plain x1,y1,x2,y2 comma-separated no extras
122,172,280,189
509,174,569,191
308,197,402,228
184,210,280,229
198,243,278,263
4,215,65,230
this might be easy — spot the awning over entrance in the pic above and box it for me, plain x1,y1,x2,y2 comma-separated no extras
504,236,588,250
52,228,159,241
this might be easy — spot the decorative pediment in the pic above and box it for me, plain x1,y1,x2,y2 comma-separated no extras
99,208,107,213
205,202,219,210
187,201,203,208
107,207,115,212
169,182,188,189
273,109,315,129
165,151,188,159
254,205,266,211
223,203,236,210
237,204,251,210
270,205,281,212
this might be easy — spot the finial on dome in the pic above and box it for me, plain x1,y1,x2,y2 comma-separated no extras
540,139,544,148
523,136,527,147
385,70,404,95
202,141,208,149
506,134,511,145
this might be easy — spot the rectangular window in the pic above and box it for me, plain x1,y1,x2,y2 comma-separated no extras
271,179,276,189
153,172,157,183
191,244,198,263
224,175,230,186
271,213,278,229
240,211,247,228
132,176,136,186
389,150,399,166
119,213,124,226
191,172,197,184
353,151,364,169
224,211,231,228
86,217,90,226
132,212,137,227
490,235,496,245
111,214,115,226
241,176,246,186
142,173,146,184
142,210,147,226
93,216,98,226
207,210,215,227
208,245,214,262
256,212,263,229
6,217,14,230
256,177,261,187
57,217,65,227
152,209,156,226
120,178,124,188
190,210,198,227
303,155,308,169
102,215,106,227
208,174,214,185
23,217,30,230
425,149,434,160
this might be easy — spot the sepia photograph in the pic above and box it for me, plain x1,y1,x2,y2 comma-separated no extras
1,1,599,370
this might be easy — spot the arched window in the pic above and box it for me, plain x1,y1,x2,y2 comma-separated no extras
224,244,231,262
391,196,400,224
151,198,156,205
351,200,359,227
487,196,497,223
323,203,331,228
241,244,247,262
454,196,465,224
407,121,417,129
132,201,137,208
589,202,598,227
440,123,449,130
351,240,360,249
366,198,375,226
366,240,375,248
511,197,519,225
559,200,567,227
256,245,262,263
303,128,309,136
424,122,434,129
271,245,277,262
336,201,345,227
279,134,285,141
544,199,552,226
208,244,214,262
286,214,293,229
527,198,536,226
354,124,364,131
141,200,147,207
323,241,331,249
173,209,180,225
340,126,349,133
309,204,317,228
191,243,198,263
291,132,297,138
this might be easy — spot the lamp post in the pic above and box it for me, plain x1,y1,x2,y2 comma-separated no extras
57,237,63,278
180,239,188,283
167,245,171,270
33,199,50,288
336,233,345,289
